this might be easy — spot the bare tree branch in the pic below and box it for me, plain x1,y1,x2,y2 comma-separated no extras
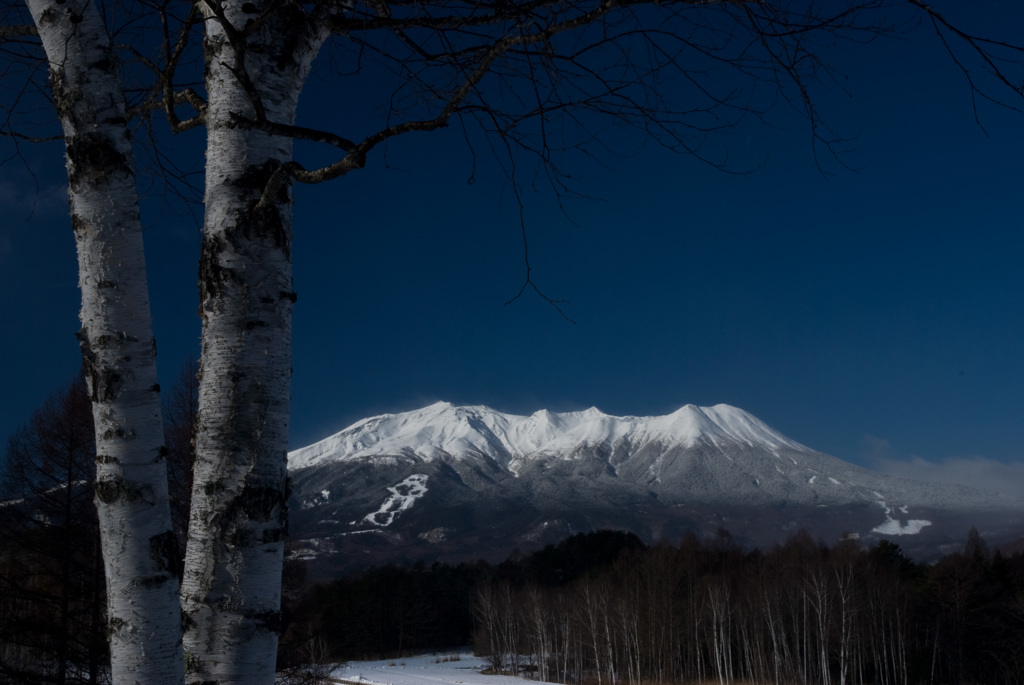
908,0,1024,131
161,2,206,132
0,24,36,38
0,127,58,141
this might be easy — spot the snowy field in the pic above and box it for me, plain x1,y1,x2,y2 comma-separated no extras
330,652,551,685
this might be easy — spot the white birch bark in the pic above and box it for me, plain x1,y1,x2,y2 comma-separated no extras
180,3,326,682
25,1,184,683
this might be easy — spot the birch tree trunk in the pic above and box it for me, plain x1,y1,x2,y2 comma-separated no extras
25,1,184,683
180,3,325,682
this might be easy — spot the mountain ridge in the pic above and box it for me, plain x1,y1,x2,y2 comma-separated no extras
288,401,817,471
285,402,1024,575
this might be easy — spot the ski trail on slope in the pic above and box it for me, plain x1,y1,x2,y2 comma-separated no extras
363,474,429,527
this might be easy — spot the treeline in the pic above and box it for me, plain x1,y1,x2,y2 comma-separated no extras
287,529,1024,685
279,531,646,666
281,559,482,664
474,529,1024,685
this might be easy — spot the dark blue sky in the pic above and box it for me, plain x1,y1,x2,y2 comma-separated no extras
2,5,1022,496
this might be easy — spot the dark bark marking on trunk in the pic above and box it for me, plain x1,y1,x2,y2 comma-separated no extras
91,367,123,403
232,162,291,252
95,476,147,504
139,574,174,590
269,5,310,71
221,485,288,547
234,159,280,192
239,200,289,256
94,331,140,347
149,530,184,579
100,426,136,441
76,331,129,403
88,56,114,73
234,486,285,522
260,527,286,544
106,616,127,639
199,234,239,305
65,132,130,191
202,479,224,498
244,609,282,634
199,196,292,308
49,69,81,119
75,329,99,397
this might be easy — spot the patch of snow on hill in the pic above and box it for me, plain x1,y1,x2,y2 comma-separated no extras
873,518,932,536
363,474,429,527
872,501,932,536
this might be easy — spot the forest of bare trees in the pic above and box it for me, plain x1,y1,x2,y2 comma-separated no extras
472,531,1024,685
283,529,1024,685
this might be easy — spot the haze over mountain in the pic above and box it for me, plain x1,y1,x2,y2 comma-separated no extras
286,402,1024,575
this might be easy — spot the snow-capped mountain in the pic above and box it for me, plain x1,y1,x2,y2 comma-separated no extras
289,401,812,471
286,403,1024,576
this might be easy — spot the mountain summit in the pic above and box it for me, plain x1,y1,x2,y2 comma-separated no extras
286,403,1024,575
288,401,813,471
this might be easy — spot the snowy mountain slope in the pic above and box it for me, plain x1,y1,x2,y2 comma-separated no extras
288,402,814,470
285,403,1024,575
288,402,1016,510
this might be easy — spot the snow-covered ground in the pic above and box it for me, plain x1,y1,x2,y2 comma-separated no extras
330,652,553,685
